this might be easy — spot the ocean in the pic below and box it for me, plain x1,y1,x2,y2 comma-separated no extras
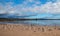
0,20,60,26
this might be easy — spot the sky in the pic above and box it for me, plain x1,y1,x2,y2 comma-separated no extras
0,0,60,19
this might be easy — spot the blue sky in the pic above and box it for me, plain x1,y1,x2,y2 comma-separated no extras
0,0,56,5
0,0,60,19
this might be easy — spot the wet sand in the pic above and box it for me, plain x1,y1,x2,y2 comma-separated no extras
0,24,60,36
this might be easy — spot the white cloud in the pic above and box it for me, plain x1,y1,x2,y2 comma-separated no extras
39,1,60,14
21,0,60,14
0,0,60,16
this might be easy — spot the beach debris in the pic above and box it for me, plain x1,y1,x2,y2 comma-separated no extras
42,27,44,32
48,29,52,31
57,28,60,30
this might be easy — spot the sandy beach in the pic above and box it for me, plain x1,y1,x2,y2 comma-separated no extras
0,24,60,36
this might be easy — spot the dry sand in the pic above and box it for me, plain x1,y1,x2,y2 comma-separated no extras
0,24,60,36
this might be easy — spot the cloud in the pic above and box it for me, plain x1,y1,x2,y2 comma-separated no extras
0,0,60,16
0,0,41,16
18,0,60,14
39,1,60,14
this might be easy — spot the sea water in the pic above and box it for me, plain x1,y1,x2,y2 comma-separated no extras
0,20,60,26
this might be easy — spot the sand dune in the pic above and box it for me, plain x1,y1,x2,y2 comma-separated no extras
0,24,60,36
